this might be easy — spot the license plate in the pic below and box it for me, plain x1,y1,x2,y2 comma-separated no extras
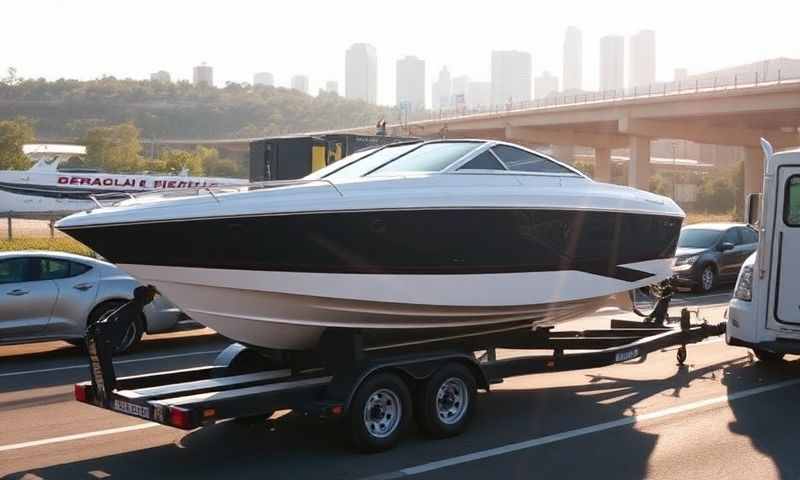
614,348,640,363
112,399,152,420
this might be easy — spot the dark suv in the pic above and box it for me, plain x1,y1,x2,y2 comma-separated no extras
671,223,759,293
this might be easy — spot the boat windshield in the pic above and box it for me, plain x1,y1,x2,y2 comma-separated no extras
323,143,420,179
678,229,722,248
305,147,379,179
366,142,481,175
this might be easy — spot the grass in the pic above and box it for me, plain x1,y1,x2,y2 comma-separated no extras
0,237,94,257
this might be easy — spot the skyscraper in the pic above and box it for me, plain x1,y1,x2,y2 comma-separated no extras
490,50,532,105
396,56,426,111
325,80,339,94
466,81,491,109
345,43,377,104
629,30,656,88
599,36,624,91
150,70,171,83
563,26,582,91
432,67,451,110
535,71,559,99
253,72,274,87
193,63,213,87
291,75,309,94
451,75,469,107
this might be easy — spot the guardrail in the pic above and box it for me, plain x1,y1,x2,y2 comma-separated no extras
422,70,800,124
1,211,71,240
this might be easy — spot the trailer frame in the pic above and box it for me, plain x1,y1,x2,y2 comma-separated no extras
74,287,725,451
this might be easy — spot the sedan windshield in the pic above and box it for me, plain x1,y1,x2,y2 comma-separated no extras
367,142,481,175
323,143,420,179
678,229,722,249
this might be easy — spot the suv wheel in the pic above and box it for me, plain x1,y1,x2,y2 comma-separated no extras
695,265,717,293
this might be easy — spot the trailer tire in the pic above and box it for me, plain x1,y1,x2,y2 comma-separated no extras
348,372,411,453
415,363,476,439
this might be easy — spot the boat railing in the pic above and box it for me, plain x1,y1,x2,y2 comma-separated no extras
87,178,343,208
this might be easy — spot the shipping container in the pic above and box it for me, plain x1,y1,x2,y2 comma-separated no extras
249,134,410,182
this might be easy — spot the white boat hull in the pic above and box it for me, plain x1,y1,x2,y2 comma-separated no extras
120,260,670,350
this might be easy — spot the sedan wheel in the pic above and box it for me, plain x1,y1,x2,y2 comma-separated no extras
88,300,145,354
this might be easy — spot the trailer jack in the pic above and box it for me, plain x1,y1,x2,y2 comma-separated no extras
85,285,156,407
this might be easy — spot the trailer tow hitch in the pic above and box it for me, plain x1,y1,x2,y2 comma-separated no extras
85,285,157,408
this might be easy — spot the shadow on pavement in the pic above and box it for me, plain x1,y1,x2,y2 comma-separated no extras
0,333,230,394
725,355,800,479
5,356,759,480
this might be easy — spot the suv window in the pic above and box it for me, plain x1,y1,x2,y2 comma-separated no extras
0,258,31,284
740,227,758,244
785,176,800,226
721,228,740,245
490,145,574,174
459,151,506,171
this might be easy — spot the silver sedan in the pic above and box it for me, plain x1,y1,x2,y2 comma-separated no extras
0,250,185,353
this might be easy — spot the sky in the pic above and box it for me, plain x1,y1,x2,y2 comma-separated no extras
2,0,799,106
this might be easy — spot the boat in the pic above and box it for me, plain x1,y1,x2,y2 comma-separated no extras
56,139,684,352
0,144,248,217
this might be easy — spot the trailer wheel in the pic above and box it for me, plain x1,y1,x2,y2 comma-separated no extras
415,363,476,439
753,348,785,364
349,372,411,453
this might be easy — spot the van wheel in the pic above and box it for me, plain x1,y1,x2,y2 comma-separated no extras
753,348,785,364
415,363,477,438
348,372,411,453
88,300,144,354
695,265,717,293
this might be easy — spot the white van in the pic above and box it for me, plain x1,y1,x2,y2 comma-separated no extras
726,140,800,362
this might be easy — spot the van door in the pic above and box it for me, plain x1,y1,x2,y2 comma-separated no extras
767,169,800,328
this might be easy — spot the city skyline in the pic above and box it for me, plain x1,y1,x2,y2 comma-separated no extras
3,0,798,107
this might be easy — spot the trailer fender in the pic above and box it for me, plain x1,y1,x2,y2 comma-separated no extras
213,343,276,376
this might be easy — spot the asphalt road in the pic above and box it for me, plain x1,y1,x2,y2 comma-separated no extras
2,288,800,480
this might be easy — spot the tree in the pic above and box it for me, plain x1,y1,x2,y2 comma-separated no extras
0,117,35,169
83,122,142,172
159,148,204,175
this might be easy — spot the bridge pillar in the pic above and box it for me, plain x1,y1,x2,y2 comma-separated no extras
594,148,611,182
552,145,575,164
628,136,651,190
744,146,764,197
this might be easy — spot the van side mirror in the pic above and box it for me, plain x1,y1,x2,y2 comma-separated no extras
719,242,735,252
746,193,762,227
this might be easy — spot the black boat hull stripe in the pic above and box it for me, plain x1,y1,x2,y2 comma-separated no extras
63,208,679,282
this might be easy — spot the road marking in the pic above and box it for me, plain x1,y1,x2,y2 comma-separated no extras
0,423,159,453
363,377,800,479
0,350,221,378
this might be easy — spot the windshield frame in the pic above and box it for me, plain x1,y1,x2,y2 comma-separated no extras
308,140,423,179
445,141,587,178
363,140,486,177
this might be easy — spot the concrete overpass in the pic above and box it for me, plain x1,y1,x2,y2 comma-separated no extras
348,78,800,196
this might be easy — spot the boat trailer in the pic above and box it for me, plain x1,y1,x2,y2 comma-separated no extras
75,285,725,452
